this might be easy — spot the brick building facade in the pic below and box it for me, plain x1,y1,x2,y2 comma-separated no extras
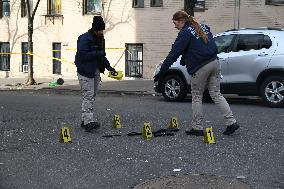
0,0,283,80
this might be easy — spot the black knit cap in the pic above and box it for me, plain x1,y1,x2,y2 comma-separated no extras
92,16,105,31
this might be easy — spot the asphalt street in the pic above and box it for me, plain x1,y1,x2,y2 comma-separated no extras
0,91,283,189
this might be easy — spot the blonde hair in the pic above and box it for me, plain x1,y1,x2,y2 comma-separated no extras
172,10,209,44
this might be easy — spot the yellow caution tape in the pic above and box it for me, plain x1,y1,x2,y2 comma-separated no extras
0,47,125,66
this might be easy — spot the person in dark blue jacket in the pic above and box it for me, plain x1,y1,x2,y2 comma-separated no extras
155,11,239,136
75,16,115,132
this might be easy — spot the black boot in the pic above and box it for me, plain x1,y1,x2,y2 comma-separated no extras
83,122,101,132
81,121,85,129
223,123,240,135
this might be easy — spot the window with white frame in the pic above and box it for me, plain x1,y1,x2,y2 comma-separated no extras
0,0,10,18
266,0,284,5
47,0,61,15
150,0,162,7
21,0,27,17
83,0,102,14
21,42,29,72
0,42,10,71
195,0,205,9
125,43,143,78
21,0,32,17
52,42,61,74
133,0,144,8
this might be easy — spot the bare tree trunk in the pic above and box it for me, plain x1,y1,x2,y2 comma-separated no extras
26,0,41,85
27,18,35,85
184,0,197,16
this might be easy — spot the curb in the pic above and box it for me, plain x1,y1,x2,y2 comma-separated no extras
0,87,159,96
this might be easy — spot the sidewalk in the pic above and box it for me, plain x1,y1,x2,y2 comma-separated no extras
0,77,156,95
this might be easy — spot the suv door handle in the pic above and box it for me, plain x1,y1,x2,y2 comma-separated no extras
258,52,268,57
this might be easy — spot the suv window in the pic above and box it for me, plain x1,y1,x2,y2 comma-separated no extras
263,35,272,49
214,35,235,53
234,34,272,52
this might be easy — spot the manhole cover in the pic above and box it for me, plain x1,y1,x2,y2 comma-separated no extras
133,174,252,189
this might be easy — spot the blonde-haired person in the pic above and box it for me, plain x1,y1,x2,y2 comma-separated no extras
154,11,239,136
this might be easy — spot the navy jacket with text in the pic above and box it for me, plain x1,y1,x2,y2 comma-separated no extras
75,31,113,78
160,22,218,75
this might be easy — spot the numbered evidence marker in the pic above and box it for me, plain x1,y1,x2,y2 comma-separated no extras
204,127,216,144
60,127,72,143
113,114,122,128
108,71,123,80
142,122,153,139
169,117,179,129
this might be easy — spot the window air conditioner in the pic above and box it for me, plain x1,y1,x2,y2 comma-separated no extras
23,65,28,73
4,12,10,17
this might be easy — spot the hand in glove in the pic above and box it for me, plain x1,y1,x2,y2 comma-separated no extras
108,67,116,72
153,70,165,83
153,66,167,82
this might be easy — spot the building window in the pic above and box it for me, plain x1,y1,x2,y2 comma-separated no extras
266,0,284,5
195,0,205,9
52,43,61,74
0,42,10,71
47,0,61,15
21,42,29,72
21,0,27,17
150,0,163,7
83,0,102,14
125,43,143,78
21,0,32,17
0,0,10,18
133,0,144,8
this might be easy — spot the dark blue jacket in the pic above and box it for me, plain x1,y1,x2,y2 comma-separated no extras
160,22,218,75
75,31,113,78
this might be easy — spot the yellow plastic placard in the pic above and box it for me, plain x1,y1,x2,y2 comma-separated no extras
108,71,123,80
60,127,72,143
204,127,215,144
169,117,179,129
113,114,122,128
142,122,153,139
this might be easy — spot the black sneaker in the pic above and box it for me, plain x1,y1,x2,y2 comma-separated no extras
223,123,240,135
185,129,204,136
84,122,101,132
81,121,85,129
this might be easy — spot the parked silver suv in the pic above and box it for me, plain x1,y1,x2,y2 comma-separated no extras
154,28,284,107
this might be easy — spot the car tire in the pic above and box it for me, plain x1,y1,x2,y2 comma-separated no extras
260,76,284,108
161,74,187,101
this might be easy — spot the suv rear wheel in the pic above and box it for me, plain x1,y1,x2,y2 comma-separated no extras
260,76,284,108
161,74,187,101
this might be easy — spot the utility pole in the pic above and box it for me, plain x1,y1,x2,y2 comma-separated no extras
234,0,241,29
184,0,197,16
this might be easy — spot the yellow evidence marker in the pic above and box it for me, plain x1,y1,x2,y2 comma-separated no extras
113,114,122,128
169,117,179,129
60,127,72,143
204,127,216,144
142,122,153,139
108,71,123,80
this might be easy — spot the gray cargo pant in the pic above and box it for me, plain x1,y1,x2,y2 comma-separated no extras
77,69,100,125
191,59,236,130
